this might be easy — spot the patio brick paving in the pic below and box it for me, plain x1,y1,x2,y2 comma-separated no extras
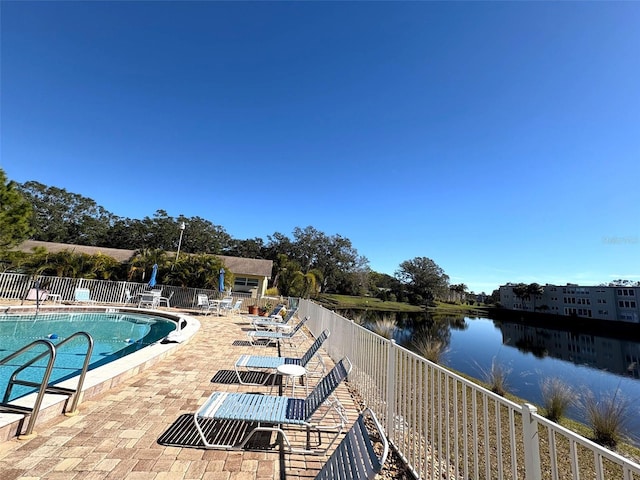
0,309,360,480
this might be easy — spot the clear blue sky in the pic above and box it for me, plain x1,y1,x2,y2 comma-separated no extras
2,1,639,294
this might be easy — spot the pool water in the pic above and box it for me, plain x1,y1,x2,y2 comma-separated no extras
0,311,176,401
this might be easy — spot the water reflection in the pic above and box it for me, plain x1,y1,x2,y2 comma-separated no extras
339,309,640,379
338,309,467,360
338,308,640,443
498,322,640,378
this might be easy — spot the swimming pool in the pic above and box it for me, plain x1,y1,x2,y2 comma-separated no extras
0,311,177,401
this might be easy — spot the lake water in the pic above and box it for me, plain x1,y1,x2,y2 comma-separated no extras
340,309,640,445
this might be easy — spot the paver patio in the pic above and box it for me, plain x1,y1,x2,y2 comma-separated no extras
0,309,360,480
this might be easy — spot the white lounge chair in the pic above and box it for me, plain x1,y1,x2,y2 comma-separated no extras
234,330,329,385
314,408,388,480
194,357,352,452
74,288,94,304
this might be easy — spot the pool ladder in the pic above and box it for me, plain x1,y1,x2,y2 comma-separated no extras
0,332,94,439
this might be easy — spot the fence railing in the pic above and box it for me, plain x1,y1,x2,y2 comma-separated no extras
0,272,279,311
299,299,640,480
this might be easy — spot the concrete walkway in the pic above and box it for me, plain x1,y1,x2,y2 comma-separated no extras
0,310,359,480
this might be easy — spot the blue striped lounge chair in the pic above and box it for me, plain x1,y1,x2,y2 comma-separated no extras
234,330,330,385
314,407,388,480
246,315,309,348
193,357,352,453
247,303,286,320
251,307,299,331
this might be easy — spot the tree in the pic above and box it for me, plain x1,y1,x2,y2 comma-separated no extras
17,180,114,245
527,283,544,311
449,283,468,303
511,283,529,309
395,257,450,305
0,169,33,250
224,237,265,258
265,226,369,294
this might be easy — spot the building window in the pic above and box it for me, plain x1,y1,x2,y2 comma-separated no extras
234,277,259,288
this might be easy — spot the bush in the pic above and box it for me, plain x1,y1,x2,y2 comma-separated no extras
369,318,396,340
484,358,511,396
582,389,631,448
412,335,447,364
540,377,574,422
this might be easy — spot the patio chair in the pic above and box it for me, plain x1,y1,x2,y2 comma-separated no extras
221,299,242,316
246,315,309,348
124,289,135,304
138,292,160,308
158,291,174,307
74,288,94,304
313,407,388,480
234,330,329,385
197,294,214,314
251,307,298,331
194,357,352,452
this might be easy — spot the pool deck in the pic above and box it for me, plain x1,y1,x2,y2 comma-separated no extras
0,308,360,480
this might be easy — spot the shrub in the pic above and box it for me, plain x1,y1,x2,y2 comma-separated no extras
369,318,396,340
412,335,448,364
582,389,631,448
484,358,511,396
540,377,574,422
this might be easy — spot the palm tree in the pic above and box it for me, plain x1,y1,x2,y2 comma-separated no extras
450,283,468,303
127,248,168,282
511,283,529,310
526,283,544,311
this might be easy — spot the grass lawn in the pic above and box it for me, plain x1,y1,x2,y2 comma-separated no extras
316,293,423,311
316,293,494,315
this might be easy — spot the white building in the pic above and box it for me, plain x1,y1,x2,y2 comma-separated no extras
499,283,640,323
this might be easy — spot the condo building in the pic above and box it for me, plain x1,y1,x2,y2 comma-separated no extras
499,283,640,323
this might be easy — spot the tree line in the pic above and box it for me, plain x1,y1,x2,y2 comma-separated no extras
1,168,466,303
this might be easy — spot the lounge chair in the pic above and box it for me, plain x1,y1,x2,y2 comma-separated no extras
26,288,48,302
251,307,298,331
234,330,329,385
247,303,286,320
314,407,388,480
246,315,309,348
74,288,94,304
194,357,352,452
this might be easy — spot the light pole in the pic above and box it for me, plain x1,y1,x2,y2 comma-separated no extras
173,222,185,270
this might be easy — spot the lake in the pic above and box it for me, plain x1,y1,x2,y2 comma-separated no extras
339,308,640,445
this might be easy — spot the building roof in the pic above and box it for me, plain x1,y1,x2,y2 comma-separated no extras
16,240,273,278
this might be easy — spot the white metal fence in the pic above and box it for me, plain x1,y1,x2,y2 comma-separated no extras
0,272,276,310
299,299,640,480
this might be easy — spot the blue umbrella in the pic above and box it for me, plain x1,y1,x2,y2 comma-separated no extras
219,268,225,293
148,264,158,288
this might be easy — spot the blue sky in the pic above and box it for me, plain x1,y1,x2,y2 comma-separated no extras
2,1,639,294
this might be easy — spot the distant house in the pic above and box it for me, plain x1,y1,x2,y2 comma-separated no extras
16,240,273,298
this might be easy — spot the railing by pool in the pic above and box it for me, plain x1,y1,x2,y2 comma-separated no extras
0,272,283,311
299,299,640,480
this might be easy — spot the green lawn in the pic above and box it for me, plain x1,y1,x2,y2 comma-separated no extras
315,293,493,315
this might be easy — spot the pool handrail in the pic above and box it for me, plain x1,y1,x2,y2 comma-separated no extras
0,339,57,438
3,332,94,418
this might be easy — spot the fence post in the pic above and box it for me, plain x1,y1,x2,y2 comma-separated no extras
522,403,542,480
386,339,397,438
119,281,127,304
